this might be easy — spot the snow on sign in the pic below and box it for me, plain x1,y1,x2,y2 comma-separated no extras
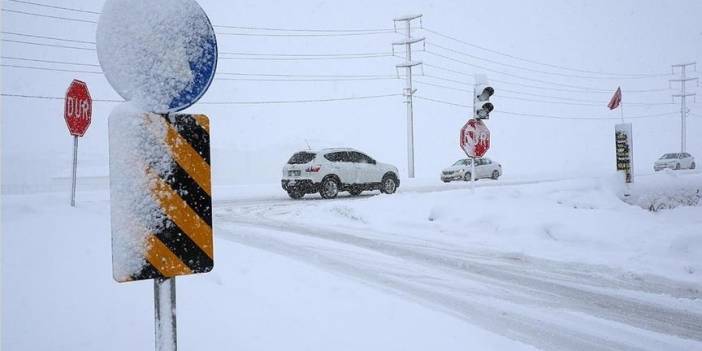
64,79,92,137
460,118,490,158
109,105,213,282
96,0,217,113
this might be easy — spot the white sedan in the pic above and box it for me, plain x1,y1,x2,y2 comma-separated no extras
654,152,696,171
441,158,502,182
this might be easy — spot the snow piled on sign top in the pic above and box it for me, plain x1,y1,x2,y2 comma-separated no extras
96,0,216,113
108,102,173,281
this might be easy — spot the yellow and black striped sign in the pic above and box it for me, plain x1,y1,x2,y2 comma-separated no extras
111,113,213,282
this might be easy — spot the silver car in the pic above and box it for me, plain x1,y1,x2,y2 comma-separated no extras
441,158,502,182
653,152,696,171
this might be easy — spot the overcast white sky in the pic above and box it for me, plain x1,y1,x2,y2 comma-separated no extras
2,0,701,190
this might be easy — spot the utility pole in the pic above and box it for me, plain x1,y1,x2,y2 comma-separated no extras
392,14,424,178
670,62,698,153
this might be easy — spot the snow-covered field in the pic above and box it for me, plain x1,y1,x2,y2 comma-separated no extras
3,171,701,350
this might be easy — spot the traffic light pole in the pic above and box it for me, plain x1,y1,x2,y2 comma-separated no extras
671,62,698,153
393,15,424,178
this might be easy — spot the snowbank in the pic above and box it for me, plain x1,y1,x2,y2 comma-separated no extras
257,175,702,283
626,170,702,211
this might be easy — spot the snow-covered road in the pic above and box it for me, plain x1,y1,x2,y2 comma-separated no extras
214,175,702,351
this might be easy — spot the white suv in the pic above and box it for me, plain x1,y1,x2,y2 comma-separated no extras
282,148,400,199
654,152,696,171
441,158,502,182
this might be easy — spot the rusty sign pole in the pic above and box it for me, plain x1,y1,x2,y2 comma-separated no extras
154,277,177,351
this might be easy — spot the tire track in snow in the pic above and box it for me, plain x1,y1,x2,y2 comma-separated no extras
215,214,702,350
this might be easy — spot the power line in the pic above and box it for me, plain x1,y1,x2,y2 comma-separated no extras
218,72,397,78
219,50,394,57
1,36,398,61
0,92,402,105
6,0,397,33
1,55,398,78
1,8,96,23
414,95,678,120
2,31,96,44
0,58,673,106
424,50,657,93
0,63,101,74
6,0,101,15
218,53,396,61
427,41,670,80
417,75,674,106
1,56,100,67
2,8,395,38
1,39,95,51
415,80,606,106
422,27,665,78
1,93,121,102
202,93,402,105
0,63,401,83
212,24,394,33
216,30,396,38
421,64,670,94
216,77,398,82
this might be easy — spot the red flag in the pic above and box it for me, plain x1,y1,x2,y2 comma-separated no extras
608,87,622,110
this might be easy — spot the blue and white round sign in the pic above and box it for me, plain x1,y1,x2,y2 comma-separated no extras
97,0,217,113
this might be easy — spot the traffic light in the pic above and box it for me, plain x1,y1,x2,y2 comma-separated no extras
474,83,494,119
473,77,494,119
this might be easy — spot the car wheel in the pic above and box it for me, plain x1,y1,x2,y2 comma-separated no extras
381,176,398,194
349,188,362,196
463,172,472,181
320,177,339,199
442,179,450,183
491,170,500,180
691,162,696,170
675,163,681,170
287,189,304,199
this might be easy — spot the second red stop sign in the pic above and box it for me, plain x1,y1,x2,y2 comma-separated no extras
460,118,490,158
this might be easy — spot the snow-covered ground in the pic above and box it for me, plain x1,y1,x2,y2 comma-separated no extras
3,172,702,350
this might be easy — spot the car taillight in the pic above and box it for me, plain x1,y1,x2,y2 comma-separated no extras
306,165,321,172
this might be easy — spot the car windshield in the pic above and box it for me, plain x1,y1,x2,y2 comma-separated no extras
288,152,316,164
453,159,467,166
661,153,678,160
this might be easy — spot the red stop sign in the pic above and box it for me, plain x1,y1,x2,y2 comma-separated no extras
460,119,490,158
64,79,92,137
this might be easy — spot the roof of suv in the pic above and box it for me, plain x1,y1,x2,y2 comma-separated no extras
296,147,361,154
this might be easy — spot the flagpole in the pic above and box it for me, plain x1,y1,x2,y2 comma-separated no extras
620,100,624,122
619,88,624,122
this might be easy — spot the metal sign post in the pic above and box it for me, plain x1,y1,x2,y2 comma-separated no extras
470,157,476,192
71,136,78,207
154,278,177,351
64,79,92,207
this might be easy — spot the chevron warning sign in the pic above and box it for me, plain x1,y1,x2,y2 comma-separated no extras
109,111,213,283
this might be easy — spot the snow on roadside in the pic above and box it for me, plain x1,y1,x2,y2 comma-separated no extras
626,170,702,211
258,173,702,284
2,191,534,351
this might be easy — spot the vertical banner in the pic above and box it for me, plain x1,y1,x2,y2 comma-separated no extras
615,123,634,183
